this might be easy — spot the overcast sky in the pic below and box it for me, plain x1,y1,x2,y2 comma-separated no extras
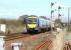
0,0,71,22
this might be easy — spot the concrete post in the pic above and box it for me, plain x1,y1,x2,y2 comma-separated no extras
52,29,65,50
11,43,22,50
0,36,5,50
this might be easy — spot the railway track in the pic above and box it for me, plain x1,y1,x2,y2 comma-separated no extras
5,32,31,41
5,32,51,41
34,39,52,50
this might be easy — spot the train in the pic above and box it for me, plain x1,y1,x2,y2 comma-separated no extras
25,15,51,33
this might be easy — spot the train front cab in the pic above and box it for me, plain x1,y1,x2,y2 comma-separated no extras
26,16,39,33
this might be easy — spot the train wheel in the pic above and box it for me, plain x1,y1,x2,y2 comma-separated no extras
27,30,30,33
34,30,38,33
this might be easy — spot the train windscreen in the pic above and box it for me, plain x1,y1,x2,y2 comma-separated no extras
27,18,37,24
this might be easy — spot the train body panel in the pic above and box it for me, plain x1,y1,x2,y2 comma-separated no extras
38,17,50,32
39,17,49,28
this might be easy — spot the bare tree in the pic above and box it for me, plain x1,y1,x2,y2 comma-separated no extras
19,15,29,25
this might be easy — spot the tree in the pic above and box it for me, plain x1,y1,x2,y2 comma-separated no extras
19,15,29,25
54,18,63,28
0,18,7,24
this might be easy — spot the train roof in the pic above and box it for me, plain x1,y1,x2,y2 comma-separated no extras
27,15,37,18
39,16,50,20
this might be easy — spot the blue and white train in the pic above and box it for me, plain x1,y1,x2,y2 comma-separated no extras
25,15,51,32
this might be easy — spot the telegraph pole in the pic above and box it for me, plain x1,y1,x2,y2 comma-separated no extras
68,7,70,31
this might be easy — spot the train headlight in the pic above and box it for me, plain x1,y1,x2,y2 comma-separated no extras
27,24,37,28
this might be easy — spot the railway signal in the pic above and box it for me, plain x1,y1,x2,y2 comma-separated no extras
50,2,55,33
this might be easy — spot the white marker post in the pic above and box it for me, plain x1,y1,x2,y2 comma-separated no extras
0,24,6,50
11,43,22,50
0,36,5,50
0,24,6,33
